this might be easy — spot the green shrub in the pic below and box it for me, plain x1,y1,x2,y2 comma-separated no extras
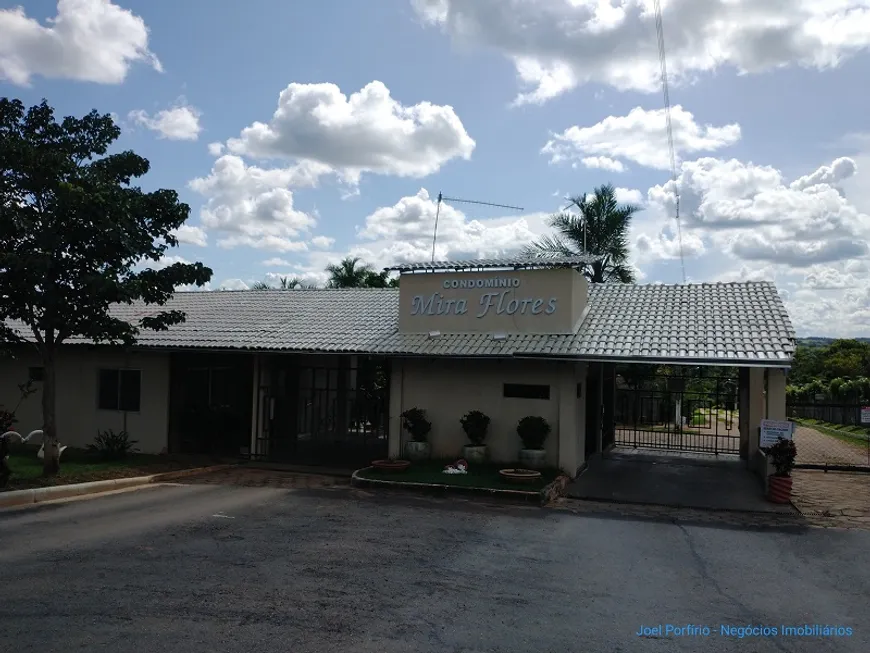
401,408,432,443
517,416,550,450
460,410,490,446
88,429,139,460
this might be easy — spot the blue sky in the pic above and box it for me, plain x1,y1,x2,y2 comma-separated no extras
2,0,870,336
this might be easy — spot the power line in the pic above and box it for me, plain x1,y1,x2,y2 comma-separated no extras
431,192,524,262
654,0,687,284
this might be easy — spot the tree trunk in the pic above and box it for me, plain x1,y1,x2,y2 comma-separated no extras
41,349,60,477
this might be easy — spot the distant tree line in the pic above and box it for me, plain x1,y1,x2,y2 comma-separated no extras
787,339,870,403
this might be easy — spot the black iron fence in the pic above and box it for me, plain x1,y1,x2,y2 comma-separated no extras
614,368,740,455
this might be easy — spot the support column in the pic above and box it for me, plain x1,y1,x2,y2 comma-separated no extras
602,363,616,451
388,358,403,459
766,368,787,420
747,367,766,482
249,354,260,458
738,367,749,460
558,362,579,475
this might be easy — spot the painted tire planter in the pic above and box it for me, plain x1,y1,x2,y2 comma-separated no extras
371,459,411,472
518,449,547,469
404,441,430,461
499,468,542,485
768,475,793,504
462,444,488,464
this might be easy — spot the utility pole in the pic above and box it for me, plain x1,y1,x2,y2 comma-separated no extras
431,192,524,263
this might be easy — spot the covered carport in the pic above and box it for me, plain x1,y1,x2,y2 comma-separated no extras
565,281,796,511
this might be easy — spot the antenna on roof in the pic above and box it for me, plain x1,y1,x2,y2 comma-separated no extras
653,0,687,284
431,192,524,263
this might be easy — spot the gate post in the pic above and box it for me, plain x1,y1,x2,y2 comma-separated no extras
388,358,403,459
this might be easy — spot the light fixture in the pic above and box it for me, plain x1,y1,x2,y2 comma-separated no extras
428,330,441,339
492,332,507,341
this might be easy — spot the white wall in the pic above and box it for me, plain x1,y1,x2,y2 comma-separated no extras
0,347,170,453
391,357,586,470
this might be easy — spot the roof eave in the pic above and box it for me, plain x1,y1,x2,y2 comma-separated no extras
512,352,793,368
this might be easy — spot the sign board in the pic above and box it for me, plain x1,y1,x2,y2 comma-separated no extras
760,419,794,449
861,407,870,425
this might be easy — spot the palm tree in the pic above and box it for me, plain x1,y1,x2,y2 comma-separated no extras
251,276,317,290
326,257,398,288
523,183,639,283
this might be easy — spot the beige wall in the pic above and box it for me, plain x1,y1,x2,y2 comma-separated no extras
0,347,170,454
388,357,588,473
398,268,588,335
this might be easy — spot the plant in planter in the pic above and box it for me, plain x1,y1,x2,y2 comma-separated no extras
766,437,797,504
517,415,550,469
402,407,432,461
460,410,490,463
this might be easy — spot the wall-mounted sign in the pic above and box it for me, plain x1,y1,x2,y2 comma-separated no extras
411,291,558,318
759,419,794,449
861,406,870,424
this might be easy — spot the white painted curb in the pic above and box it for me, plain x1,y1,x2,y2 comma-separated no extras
0,464,233,509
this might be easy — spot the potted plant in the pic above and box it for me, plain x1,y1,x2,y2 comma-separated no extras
766,437,797,503
517,415,550,469
402,407,432,461
460,410,490,463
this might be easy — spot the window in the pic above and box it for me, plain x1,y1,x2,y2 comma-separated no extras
503,383,550,400
98,369,141,411
28,367,45,382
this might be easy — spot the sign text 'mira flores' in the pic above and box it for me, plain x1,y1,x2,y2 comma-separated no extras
410,290,558,318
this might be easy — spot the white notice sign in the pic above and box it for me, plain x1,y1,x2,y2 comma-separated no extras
861,407,870,424
760,419,794,449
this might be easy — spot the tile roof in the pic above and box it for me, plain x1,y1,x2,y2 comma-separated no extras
4,289,399,353
384,254,600,272
1,281,796,365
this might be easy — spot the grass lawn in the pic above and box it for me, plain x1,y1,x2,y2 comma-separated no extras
2,446,206,492
793,418,870,448
357,459,561,492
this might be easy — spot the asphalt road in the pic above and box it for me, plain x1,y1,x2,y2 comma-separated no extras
1,482,867,653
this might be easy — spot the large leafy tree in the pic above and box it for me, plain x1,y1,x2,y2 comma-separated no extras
325,257,398,288
0,99,212,475
523,183,639,283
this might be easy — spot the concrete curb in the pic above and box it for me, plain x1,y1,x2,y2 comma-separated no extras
350,467,546,504
0,464,234,509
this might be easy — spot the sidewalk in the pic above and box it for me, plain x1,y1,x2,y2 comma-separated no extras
791,469,870,529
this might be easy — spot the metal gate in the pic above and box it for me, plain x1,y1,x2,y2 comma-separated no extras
614,367,739,455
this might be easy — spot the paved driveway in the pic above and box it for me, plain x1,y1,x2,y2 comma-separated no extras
793,425,870,467
1,482,868,652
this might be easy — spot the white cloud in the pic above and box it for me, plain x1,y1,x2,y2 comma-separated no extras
646,157,870,269
217,278,250,291
225,80,475,183
614,188,644,205
0,0,161,85
172,224,208,247
543,106,741,170
189,155,325,252
207,142,225,156
413,0,870,104
311,236,335,249
580,156,626,173
356,188,544,265
129,100,202,141
262,257,294,267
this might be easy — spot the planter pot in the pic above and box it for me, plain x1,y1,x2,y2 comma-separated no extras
768,475,793,504
371,459,411,472
499,468,542,485
518,448,547,469
462,444,487,464
404,440,430,461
